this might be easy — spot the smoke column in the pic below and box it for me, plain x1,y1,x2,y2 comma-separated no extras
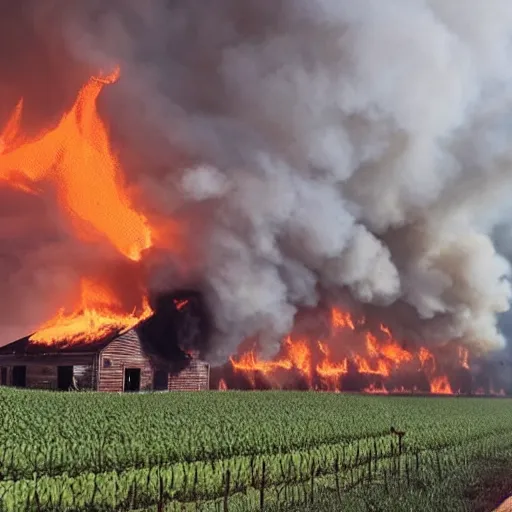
1,1,512,370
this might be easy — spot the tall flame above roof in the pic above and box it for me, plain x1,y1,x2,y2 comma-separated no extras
0,67,152,261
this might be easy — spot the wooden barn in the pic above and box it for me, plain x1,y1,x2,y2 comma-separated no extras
0,327,210,392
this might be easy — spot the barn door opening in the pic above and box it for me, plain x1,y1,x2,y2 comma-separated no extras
153,370,168,391
0,367,7,386
124,368,141,392
57,366,74,390
12,366,26,387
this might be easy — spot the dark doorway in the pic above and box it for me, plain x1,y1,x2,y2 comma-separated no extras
12,366,26,387
124,368,141,392
57,366,74,390
0,367,6,386
153,370,168,391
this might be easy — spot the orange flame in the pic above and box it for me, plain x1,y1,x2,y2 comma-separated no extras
430,376,453,395
418,347,436,372
362,326,414,370
218,379,228,391
0,67,152,261
174,299,189,311
316,342,348,390
231,307,460,395
353,355,391,377
365,333,379,357
285,336,313,385
331,308,355,330
0,68,157,346
29,278,152,346
364,382,388,394
378,325,413,366
230,351,293,374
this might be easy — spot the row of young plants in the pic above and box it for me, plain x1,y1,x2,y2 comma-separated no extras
0,428,396,481
2,420,510,483
1,389,512,481
0,430,510,512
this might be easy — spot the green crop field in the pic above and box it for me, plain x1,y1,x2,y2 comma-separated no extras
0,388,511,511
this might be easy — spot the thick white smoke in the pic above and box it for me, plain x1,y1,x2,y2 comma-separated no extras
4,0,512,363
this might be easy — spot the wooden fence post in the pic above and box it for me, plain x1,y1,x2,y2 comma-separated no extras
34,477,41,512
367,447,372,483
223,469,230,512
310,462,315,504
259,461,266,512
157,468,164,512
193,465,198,502
334,455,342,504
435,451,442,481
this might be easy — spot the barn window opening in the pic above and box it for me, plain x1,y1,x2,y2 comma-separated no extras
57,366,74,391
0,367,7,386
12,366,26,387
124,368,141,392
153,370,168,391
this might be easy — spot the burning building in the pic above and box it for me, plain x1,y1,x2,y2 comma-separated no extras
0,273,211,392
0,327,209,392
0,286,211,393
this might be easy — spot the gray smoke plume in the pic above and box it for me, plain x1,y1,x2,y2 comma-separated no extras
2,0,512,367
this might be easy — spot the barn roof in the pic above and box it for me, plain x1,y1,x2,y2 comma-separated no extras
0,293,207,363
0,329,124,356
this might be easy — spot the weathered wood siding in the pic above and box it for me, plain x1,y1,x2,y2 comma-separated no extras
0,355,96,390
97,330,153,392
168,360,210,391
91,355,99,391
1,363,95,389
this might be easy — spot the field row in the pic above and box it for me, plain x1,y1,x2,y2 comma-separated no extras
1,432,509,512
1,431,400,481
2,389,512,510
1,389,511,478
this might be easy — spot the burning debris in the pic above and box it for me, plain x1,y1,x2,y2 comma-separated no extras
0,1,512,393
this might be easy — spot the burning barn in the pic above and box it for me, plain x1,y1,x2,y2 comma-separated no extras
0,327,209,392
0,292,211,393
